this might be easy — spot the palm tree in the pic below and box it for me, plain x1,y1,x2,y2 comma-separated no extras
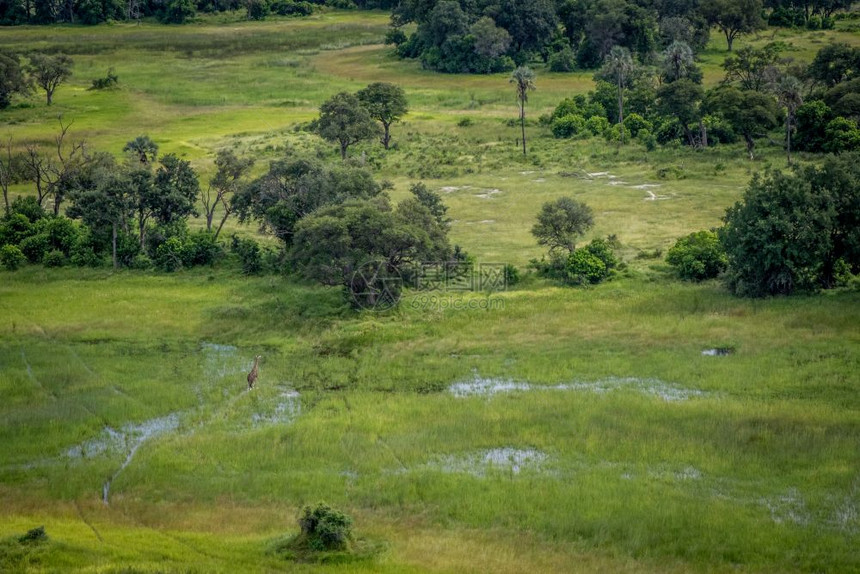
601,46,634,144
123,135,158,165
776,76,803,165
510,67,536,155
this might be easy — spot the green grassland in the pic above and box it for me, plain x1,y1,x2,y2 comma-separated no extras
1,11,860,573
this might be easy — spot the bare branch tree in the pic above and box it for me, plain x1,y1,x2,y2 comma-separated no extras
0,137,14,216
202,149,254,241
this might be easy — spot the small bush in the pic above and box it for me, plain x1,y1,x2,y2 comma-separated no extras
551,114,587,138
10,196,46,223
457,117,473,127
18,526,47,545
666,230,727,281
566,249,607,285
19,234,49,263
504,263,520,287
42,249,66,267
548,46,576,72
89,68,118,90
185,231,222,267
298,503,353,552
622,113,652,138
585,115,610,136
232,235,263,275
153,236,186,272
270,0,314,14
0,244,26,271
638,128,657,151
245,0,269,20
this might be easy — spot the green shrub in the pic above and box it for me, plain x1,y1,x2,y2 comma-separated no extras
823,117,860,153
0,244,25,271
19,234,49,263
130,253,153,270
42,249,66,268
36,216,80,256
10,196,45,223
457,117,473,127
232,235,263,275
584,237,620,273
153,236,186,272
504,263,520,287
585,115,610,136
548,46,576,72
89,68,118,90
185,231,222,267
298,503,353,552
245,0,269,20
270,0,314,15
622,113,652,138
551,114,586,138
638,128,657,151
0,213,34,246
18,526,47,544
70,228,103,268
566,249,607,285
666,230,727,281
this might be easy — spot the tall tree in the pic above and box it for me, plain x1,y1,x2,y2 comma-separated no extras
509,66,536,155
317,92,379,160
702,0,764,52
532,197,594,255
721,43,784,92
775,75,804,164
233,157,385,245
660,41,701,84
66,155,134,268
703,86,780,159
0,137,14,216
598,46,635,143
356,82,408,150
123,135,158,165
202,149,253,240
807,42,860,88
27,53,72,105
656,78,705,146
0,51,31,109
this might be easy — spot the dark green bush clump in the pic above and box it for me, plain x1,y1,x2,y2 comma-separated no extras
89,68,118,90
666,230,727,281
298,503,353,551
0,244,25,270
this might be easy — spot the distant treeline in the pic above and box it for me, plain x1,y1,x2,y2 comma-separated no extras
387,0,857,73
0,0,397,25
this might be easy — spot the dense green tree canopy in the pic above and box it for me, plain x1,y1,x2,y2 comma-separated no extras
356,82,408,150
0,51,30,109
720,154,860,296
532,197,594,255
233,157,385,246
27,53,72,106
318,92,379,159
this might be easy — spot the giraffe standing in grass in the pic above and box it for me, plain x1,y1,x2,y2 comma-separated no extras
247,355,261,390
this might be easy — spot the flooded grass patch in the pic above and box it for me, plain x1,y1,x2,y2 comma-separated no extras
449,375,708,402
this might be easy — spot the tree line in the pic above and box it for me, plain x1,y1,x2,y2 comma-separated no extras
386,0,856,74
0,0,396,25
537,41,860,159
